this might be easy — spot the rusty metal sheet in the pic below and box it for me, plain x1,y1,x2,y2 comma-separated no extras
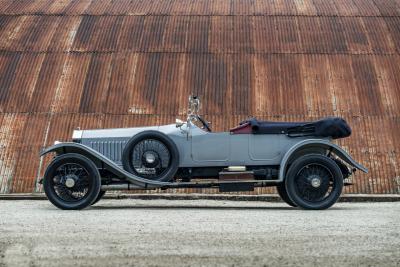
230,0,255,15
47,16,82,51
292,0,317,15
84,0,112,15
208,0,230,15
71,16,100,51
0,14,389,54
385,17,400,54
231,54,253,115
0,0,399,195
29,53,68,112
327,55,361,114
0,0,14,13
117,15,145,51
371,55,400,116
51,53,92,113
170,0,193,15
0,16,36,51
301,55,334,116
63,0,92,15
361,18,397,54
233,16,253,53
372,0,400,16
312,0,339,15
332,0,362,16
0,52,20,111
162,16,190,52
11,114,48,193
25,16,61,51
45,0,72,14
78,53,113,113
254,0,297,15
351,0,381,16
140,16,168,52
106,53,139,114
255,16,301,53
0,114,27,193
340,17,371,54
209,16,233,53
6,53,45,112
0,0,398,16
0,53,45,112
351,56,384,115
3,0,34,15
186,16,210,52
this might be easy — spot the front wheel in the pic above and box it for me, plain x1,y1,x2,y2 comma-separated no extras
43,153,101,210
285,154,343,210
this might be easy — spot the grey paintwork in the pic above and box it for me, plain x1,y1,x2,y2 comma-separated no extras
76,122,318,167
41,119,368,187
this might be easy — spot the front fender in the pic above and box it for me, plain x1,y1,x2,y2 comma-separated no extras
40,142,171,188
279,139,368,181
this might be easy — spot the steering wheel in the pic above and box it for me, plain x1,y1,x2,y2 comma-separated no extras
197,115,212,132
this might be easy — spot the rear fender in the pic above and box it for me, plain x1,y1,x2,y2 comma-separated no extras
279,139,368,181
40,142,170,189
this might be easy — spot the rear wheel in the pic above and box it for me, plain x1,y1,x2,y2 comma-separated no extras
122,131,179,182
276,183,297,207
43,153,101,210
285,154,343,210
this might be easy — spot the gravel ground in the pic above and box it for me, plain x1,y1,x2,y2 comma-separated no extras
0,200,399,267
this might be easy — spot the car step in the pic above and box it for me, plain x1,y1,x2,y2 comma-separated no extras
218,171,254,181
219,168,256,192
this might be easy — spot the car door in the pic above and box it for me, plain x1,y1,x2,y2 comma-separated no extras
248,134,283,161
190,125,230,162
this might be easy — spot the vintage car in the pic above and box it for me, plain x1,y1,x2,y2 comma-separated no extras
40,96,367,210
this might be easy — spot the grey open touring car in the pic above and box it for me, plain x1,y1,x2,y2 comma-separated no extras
40,96,368,210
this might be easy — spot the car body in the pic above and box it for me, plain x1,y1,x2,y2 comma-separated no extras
40,96,368,210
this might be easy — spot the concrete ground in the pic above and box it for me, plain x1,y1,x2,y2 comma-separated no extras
0,200,399,267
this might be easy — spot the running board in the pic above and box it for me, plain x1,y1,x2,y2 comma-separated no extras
101,179,280,191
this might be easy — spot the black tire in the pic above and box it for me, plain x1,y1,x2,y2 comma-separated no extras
285,154,343,210
276,183,297,207
91,190,106,205
122,130,179,182
43,153,101,210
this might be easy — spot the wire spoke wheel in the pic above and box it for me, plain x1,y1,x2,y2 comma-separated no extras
295,163,333,203
131,139,171,179
122,131,179,182
43,154,101,210
285,154,343,210
51,163,91,202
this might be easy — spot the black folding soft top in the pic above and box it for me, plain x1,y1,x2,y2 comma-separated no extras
241,117,351,139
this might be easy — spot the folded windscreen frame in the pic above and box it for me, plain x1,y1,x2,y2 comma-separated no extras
240,117,351,139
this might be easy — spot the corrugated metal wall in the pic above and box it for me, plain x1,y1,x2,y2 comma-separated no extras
0,0,399,194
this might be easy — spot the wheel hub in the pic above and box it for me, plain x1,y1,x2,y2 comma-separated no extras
310,175,322,188
141,151,160,168
144,152,156,164
131,139,171,179
64,174,77,188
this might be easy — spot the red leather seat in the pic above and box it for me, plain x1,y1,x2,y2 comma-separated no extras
230,122,252,134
